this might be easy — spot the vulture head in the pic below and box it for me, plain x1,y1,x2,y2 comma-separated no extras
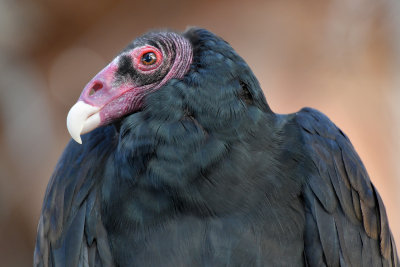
67,28,270,144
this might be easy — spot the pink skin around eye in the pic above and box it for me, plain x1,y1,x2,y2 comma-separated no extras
78,46,165,126
131,46,163,73
67,33,193,143
79,46,163,108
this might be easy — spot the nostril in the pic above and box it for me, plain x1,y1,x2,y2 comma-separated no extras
89,82,103,96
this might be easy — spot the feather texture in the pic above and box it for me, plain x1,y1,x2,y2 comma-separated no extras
34,28,398,267
298,108,398,266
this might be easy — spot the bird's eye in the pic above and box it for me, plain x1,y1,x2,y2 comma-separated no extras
141,52,157,65
132,46,162,72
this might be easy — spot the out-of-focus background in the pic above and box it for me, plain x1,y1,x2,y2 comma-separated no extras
0,0,399,265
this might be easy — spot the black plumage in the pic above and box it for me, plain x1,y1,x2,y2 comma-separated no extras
35,28,399,266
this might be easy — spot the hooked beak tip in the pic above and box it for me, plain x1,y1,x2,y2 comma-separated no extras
66,101,101,144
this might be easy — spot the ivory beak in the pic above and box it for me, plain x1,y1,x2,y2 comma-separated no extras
66,101,101,144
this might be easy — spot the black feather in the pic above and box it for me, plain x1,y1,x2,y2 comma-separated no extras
34,28,398,267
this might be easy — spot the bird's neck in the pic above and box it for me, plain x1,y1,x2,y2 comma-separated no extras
100,76,290,231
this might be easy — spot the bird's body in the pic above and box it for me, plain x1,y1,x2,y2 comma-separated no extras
35,28,398,266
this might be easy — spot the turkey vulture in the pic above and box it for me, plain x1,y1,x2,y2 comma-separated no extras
35,28,399,266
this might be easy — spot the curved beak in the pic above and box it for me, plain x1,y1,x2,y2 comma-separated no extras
66,101,101,144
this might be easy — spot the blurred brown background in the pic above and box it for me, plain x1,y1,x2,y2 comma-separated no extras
0,0,399,265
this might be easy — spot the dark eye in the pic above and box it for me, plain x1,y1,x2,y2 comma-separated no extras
141,52,157,65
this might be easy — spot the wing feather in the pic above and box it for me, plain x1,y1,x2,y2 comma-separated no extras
34,126,116,267
314,196,340,266
297,108,399,266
